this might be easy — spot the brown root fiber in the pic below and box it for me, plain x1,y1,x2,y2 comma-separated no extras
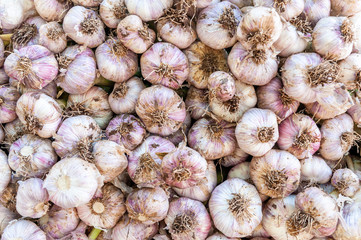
15,57,33,80
77,137,94,161
294,131,319,150
134,153,161,182
11,23,37,48
250,50,267,64
111,41,128,57
172,167,191,182
200,53,220,76
151,109,168,127
218,7,238,37
80,17,100,35
208,123,224,139
289,17,312,35
262,169,288,196
172,213,195,234
112,84,128,98
257,127,275,143
138,24,153,42
340,19,354,43
0,97,4,105
247,30,272,47
223,96,240,113
227,193,253,221
24,114,42,133
279,88,293,106
57,55,72,69
63,103,92,118
308,61,340,87
113,3,127,19
155,63,175,80
274,0,290,13
0,183,18,212
286,210,319,236
47,27,63,40
340,131,361,151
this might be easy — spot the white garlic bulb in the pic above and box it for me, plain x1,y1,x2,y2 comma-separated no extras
331,168,360,197
253,0,304,21
34,0,71,22
125,0,173,21
2,220,46,240
333,201,361,240
303,0,331,26
39,21,67,53
221,146,249,167
0,203,19,234
100,0,127,28
338,53,361,91
300,155,332,184
0,150,11,195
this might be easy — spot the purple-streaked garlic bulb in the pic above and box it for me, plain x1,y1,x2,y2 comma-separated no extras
111,214,159,240
136,85,186,136
39,205,79,239
0,150,11,195
10,78,58,98
348,98,361,126
188,118,237,160
162,144,208,189
72,0,103,7
165,197,212,240
96,39,138,83
333,201,361,240
117,15,156,54
235,108,279,157
257,77,300,122
303,0,331,26
124,0,173,21
173,161,217,202
92,140,128,182
250,149,301,198
44,157,104,209
126,187,169,224
1,220,46,240
106,114,146,150
305,101,343,120
253,0,304,21
64,86,113,129
153,234,171,240
56,45,96,95
100,0,127,28
208,71,236,102
128,135,176,188
4,45,58,89
52,115,102,159
63,6,105,48
3,119,27,144
0,68,9,84
184,41,229,89
209,80,257,122
209,178,262,238
165,111,192,146
39,21,67,53
8,134,57,178
16,178,49,218
141,42,189,89
16,92,62,138
0,203,19,234
0,86,20,124
108,77,146,114
34,0,72,21
185,87,209,120
278,114,321,159
77,183,126,229
197,2,242,50
338,53,361,91
300,156,332,185
221,146,249,167
319,113,355,161
62,221,89,240
331,168,360,197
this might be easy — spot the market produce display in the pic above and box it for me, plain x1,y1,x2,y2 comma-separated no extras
1,0,361,239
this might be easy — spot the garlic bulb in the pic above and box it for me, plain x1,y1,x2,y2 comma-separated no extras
10,77,57,99
206,232,238,240
65,86,113,129
44,157,103,209
0,0,35,30
117,15,155,54
0,150,11,195
208,71,236,102
350,12,361,53
1,220,46,240
257,77,299,122
300,156,332,184
109,77,146,114
253,0,304,21
125,0,173,21
0,203,18,234
209,80,257,122
333,201,361,240
173,161,217,202
3,118,27,144
52,115,102,159
162,145,208,188
166,111,192,146
222,146,248,167
237,6,282,49
278,114,321,159
77,183,126,229
136,85,186,136
72,0,103,7
140,42,189,89
319,113,355,161
209,178,262,238
96,39,138,83
39,205,79,239
184,41,229,89
56,45,96,95
106,114,146,150
338,53,361,91
185,87,209,120
235,108,279,157
16,92,62,138
8,134,57,178
313,17,354,61
227,161,250,180
0,68,9,84
0,86,20,124
111,214,159,240
348,98,361,126
305,100,345,120
331,168,360,197
63,6,105,48
197,1,242,49
303,0,331,26
126,187,169,224
128,135,176,188
0,182,17,213
100,0,127,28
34,0,72,21
92,140,128,182
188,118,237,160
227,0,253,8
5,45,58,89
165,197,212,240
330,0,361,16
39,22,67,53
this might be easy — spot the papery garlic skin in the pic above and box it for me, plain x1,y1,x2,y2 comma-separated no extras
305,101,343,120
253,0,304,21
0,150,11,195
126,187,169,224
0,126,4,143
350,12,361,53
0,86,20,124
209,178,262,238
63,6,105,48
208,71,236,102
222,146,249,167
338,53,361,91
44,157,104,209
165,111,192,146
34,0,71,21
11,16,46,50
3,119,27,145
197,1,242,49
125,0,173,21
1,220,46,240
39,205,79,239
52,115,102,159
165,197,212,240
278,114,321,159
300,156,332,184
206,232,238,240
0,0,32,30
227,0,253,8
96,39,138,83
331,168,360,197
16,92,62,138
9,77,57,99
348,98,361,126
92,140,128,182
330,0,361,16
0,203,18,234
303,0,331,26
8,134,57,178
185,87,209,120
100,0,127,28
0,68,8,85
0,39,3,68
227,161,250,180
236,108,279,157
319,113,354,161
333,201,361,240
112,214,159,240
72,0,103,7
39,22,67,54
